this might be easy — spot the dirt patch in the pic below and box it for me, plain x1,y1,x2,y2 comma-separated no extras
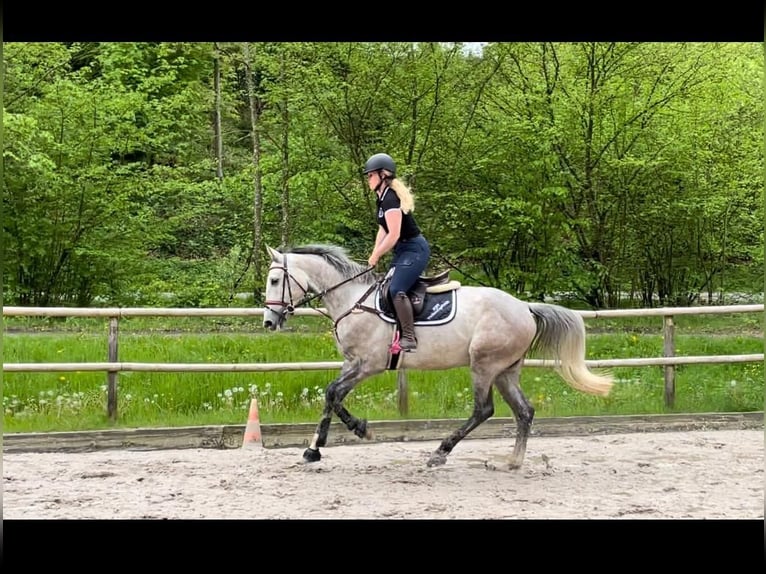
3,428,762,519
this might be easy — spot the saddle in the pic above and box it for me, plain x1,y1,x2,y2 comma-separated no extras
374,270,461,368
381,269,460,316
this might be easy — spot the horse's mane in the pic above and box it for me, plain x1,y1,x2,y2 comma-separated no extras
287,244,377,285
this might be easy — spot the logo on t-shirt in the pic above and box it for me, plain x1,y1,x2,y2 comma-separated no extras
378,208,384,219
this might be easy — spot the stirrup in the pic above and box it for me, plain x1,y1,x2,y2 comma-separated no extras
399,337,417,352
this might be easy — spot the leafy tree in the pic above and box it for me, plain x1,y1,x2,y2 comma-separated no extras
2,42,762,309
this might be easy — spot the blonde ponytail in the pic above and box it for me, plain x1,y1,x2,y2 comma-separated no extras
388,177,414,214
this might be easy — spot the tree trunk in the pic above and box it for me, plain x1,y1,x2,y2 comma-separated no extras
213,42,224,180
279,50,290,248
242,42,264,303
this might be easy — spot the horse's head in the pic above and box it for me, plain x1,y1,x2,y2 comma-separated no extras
262,246,311,331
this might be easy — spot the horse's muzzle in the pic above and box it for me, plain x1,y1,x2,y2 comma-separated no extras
262,308,284,331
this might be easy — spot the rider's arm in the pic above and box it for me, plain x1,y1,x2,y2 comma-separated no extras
374,225,387,249
369,209,401,265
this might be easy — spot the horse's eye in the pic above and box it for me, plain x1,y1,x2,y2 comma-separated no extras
270,278,279,286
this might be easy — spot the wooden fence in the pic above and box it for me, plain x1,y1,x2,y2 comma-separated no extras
3,304,764,421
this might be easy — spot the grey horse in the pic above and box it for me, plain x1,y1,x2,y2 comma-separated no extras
262,244,613,470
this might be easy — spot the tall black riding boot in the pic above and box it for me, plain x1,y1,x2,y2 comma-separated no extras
392,291,417,352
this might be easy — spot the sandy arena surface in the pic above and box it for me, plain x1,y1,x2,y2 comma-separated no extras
3,429,763,519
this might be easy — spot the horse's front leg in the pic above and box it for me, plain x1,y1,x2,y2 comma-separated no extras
303,360,371,463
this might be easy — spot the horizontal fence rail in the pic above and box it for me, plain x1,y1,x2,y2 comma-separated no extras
3,304,763,420
4,304,764,317
3,355,764,373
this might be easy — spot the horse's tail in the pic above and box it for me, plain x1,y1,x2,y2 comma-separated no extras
528,303,613,397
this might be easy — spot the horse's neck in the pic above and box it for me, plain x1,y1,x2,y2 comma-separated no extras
299,257,369,319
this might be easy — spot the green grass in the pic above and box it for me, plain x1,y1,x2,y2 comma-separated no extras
3,311,763,433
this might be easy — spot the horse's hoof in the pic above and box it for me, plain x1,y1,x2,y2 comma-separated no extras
426,453,447,467
353,419,373,440
303,447,321,463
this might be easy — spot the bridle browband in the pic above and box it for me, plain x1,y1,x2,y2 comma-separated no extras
264,253,375,323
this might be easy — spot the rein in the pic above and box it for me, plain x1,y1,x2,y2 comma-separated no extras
331,267,394,340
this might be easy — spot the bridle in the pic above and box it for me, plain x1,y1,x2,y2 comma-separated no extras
264,254,312,319
264,253,375,325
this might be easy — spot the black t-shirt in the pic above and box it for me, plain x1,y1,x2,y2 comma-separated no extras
376,186,421,240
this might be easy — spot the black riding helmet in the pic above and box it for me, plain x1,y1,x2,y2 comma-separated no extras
363,153,396,177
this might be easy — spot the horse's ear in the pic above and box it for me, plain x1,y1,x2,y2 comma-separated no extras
266,245,282,262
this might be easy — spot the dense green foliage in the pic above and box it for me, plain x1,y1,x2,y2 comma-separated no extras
3,42,763,309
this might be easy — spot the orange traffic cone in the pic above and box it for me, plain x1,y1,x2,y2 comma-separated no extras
242,397,263,450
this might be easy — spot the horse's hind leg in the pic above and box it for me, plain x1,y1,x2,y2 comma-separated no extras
493,360,535,470
427,373,495,467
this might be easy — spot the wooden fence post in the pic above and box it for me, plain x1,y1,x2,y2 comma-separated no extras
663,315,675,407
397,369,408,415
107,316,119,421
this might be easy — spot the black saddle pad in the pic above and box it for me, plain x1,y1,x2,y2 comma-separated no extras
376,288,457,326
